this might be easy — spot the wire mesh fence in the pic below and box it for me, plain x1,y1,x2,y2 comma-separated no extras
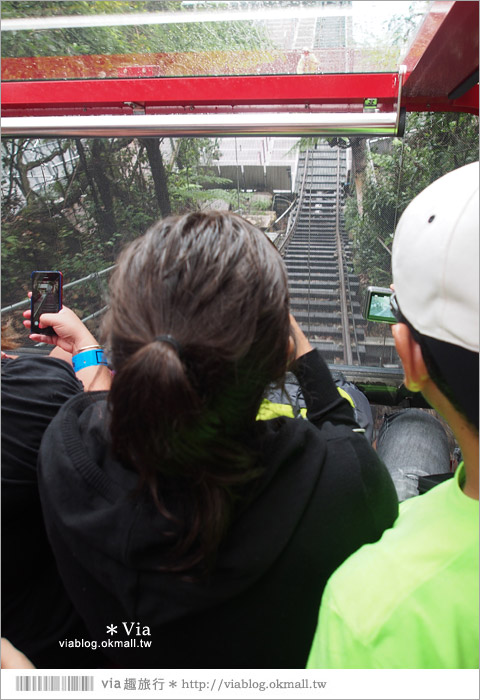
2,113,478,361
344,112,479,367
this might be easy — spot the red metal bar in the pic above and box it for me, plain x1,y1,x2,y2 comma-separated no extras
1,73,400,114
3,72,476,118
1,0,477,119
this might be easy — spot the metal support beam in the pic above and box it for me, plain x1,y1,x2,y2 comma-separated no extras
3,71,476,119
1,72,400,116
403,1,479,106
1,1,477,120
1,112,402,139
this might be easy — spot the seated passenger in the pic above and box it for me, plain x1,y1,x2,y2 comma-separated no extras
2,313,110,668
35,211,398,668
266,374,453,500
307,162,479,669
375,407,452,501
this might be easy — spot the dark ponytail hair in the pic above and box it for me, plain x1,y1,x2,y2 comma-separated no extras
103,211,290,572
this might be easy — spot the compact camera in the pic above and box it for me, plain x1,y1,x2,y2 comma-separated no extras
362,286,396,324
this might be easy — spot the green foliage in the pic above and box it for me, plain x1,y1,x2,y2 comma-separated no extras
387,2,429,48
347,112,479,287
245,197,272,212
166,138,233,213
2,136,152,307
2,1,272,58
1,2,174,20
1,134,236,313
1,3,274,343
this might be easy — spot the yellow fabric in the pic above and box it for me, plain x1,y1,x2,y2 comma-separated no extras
336,387,355,409
256,401,307,421
257,388,355,421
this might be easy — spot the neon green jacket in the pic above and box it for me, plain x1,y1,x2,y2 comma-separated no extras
307,463,479,669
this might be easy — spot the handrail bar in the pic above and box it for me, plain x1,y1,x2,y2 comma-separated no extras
1,265,117,314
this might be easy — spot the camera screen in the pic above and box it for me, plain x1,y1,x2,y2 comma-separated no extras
32,274,60,325
369,292,395,321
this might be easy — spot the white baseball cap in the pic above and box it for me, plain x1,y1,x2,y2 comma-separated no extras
392,161,479,354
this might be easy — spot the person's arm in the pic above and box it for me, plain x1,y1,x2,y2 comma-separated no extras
289,314,358,429
23,304,112,392
1,638,35,669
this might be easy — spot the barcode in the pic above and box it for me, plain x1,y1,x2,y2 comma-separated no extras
15,676,94,691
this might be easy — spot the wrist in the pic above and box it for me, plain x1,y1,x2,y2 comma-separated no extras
72,347,108,373
73,343,102,355
294,333,314,358
72,337,100,356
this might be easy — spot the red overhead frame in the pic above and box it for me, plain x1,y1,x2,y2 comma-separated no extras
402,0,479,114
1,73,403,118
1,1,478,119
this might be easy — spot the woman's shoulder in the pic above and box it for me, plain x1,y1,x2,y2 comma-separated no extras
257,415,396,509
257,414,374,476
47,388,109,430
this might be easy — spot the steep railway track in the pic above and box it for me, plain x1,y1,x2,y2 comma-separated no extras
281,144,365,365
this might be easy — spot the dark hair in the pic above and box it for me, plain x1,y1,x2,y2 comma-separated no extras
1,320,19,350
415,334,479,433
103,211,291,572
393,299,479,432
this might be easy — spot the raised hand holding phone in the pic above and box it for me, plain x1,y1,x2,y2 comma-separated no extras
24,303,99,356
24,276,112,391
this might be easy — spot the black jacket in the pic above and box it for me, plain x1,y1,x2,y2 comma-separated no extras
38,350,398,668
1,355,107,667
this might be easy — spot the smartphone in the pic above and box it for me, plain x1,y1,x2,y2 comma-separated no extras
30,271,63,335
363,286,396,324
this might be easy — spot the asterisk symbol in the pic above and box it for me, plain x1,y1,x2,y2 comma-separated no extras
106,624,118,635
169,681,177,688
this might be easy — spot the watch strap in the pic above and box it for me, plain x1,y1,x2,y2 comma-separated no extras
72,348,108,372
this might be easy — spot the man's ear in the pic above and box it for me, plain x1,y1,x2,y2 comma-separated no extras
392,323,430,392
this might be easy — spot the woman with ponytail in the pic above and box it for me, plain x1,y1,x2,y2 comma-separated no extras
36,211,398,668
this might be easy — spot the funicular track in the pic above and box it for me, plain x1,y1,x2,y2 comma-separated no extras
281,144,365,365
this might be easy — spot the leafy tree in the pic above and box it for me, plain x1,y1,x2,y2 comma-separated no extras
347,112,479,287
1,1,272,58
2,136,156,312
1,134,233,315
1,0,272,328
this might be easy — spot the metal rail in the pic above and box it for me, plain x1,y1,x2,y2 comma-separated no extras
344,256,362,365
277,147,310,256
281,143,362,365
2,113,401,139
334,149,353,365
1,265,116,314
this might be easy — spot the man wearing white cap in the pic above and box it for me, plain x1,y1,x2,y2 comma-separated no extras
307,161,479,668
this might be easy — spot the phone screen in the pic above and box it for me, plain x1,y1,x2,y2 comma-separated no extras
31,271,63,335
